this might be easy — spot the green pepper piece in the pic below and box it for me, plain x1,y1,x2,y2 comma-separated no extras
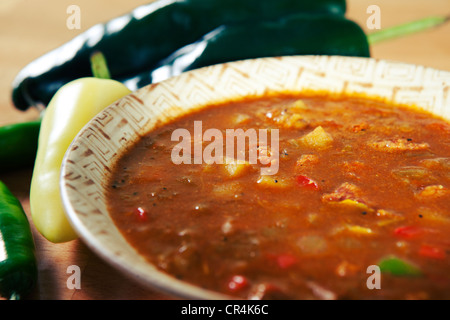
0,119,41,172
378,256,422,277
0,180,38,300
126,13,370,86
12,0,346,110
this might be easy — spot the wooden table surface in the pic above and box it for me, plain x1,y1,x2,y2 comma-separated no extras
0,0,449,300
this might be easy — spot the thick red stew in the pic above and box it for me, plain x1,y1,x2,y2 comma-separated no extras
106,94,450,299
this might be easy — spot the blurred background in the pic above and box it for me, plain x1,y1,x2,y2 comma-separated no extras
0,0,449,300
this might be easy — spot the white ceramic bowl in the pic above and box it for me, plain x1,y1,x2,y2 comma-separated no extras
60,55,450,299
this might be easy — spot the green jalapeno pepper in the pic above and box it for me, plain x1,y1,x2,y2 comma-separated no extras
127,13,370,86
0,119,41,172
0,180,38,300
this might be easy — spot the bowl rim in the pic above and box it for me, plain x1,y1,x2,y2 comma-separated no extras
60,55,450,300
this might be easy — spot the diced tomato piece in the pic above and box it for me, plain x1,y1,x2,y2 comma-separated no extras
266,253,298,269
276,254,297,269
394,226,424,239
419,244,446,260
296,175,319,190
227,275,249,291
135,207,148,222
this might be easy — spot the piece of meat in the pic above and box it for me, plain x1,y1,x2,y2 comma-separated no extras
368,138,429,152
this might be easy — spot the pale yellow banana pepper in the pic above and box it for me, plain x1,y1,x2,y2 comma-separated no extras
30,78,131,243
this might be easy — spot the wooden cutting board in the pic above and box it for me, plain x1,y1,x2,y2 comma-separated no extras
0,0,449,300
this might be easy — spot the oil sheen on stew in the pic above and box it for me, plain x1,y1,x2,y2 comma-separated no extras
106,94,450,300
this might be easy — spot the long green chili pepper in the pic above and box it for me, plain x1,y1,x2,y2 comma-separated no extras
0,180,38,300
124,13,370,87
11,0,346,111
0,119,41,172
368,15,449,45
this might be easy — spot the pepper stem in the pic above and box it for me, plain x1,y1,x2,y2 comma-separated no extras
367,15,449,45
90,51,112,79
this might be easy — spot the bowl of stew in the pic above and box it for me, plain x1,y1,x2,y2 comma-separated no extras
60,55,450,300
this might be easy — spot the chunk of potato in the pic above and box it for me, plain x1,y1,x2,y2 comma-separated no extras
288,99,308,113
290,126,333,150
262,106,308,129
232,113,251,125
223,157,253,178
270,111,307,129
